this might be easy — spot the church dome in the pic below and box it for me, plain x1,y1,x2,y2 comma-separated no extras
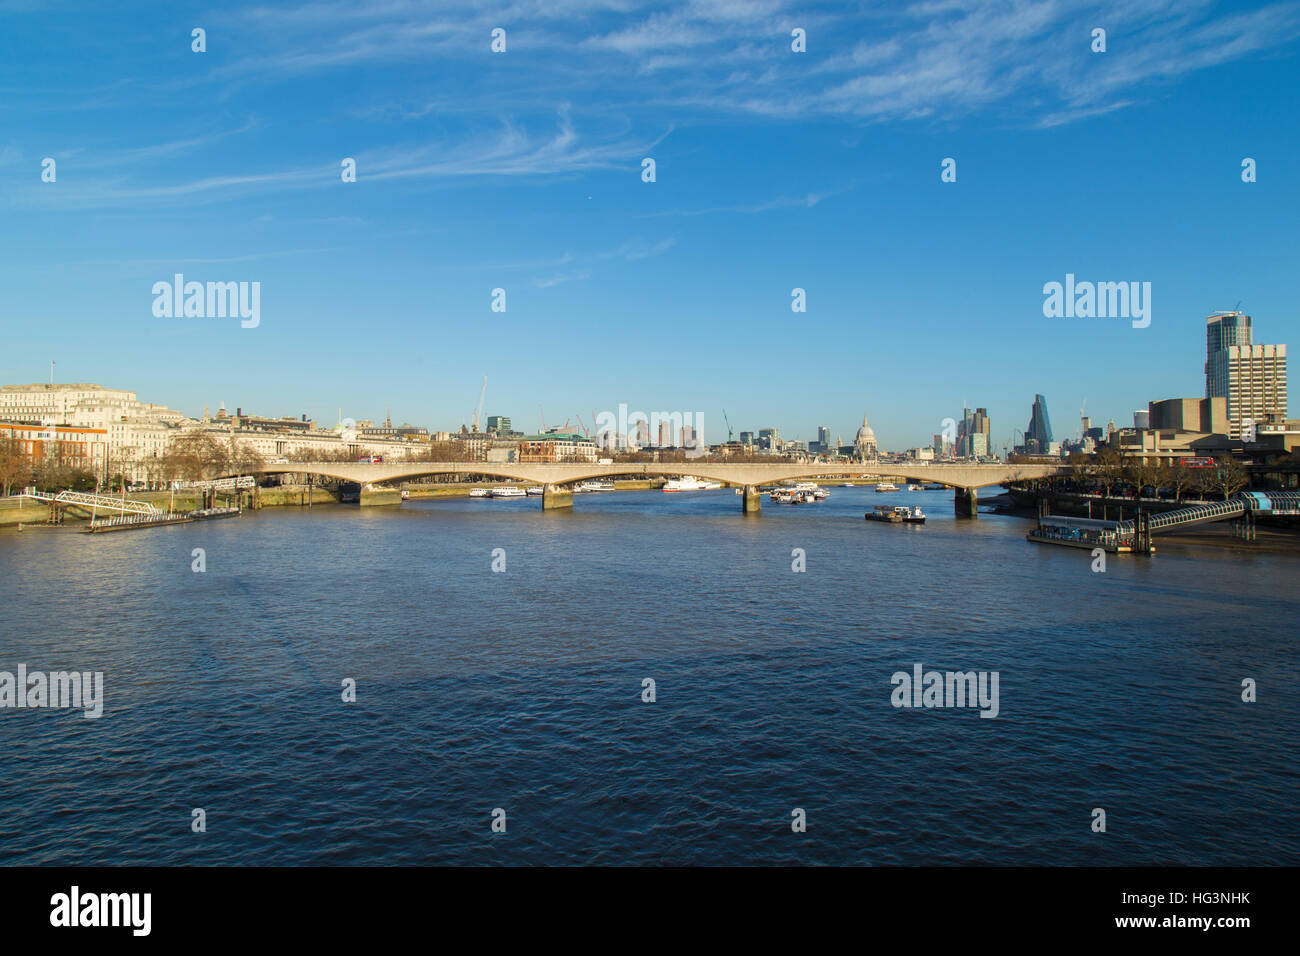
855,415,876,446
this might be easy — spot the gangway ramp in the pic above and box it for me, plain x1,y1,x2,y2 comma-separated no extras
20,489,160,516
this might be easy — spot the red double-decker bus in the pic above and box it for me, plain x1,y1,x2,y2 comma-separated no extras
1178,456,1216,468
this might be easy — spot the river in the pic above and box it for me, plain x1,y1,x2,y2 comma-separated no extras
1,486,1295,865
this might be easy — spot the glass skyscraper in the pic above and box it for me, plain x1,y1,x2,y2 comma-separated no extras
1026,394,1053,453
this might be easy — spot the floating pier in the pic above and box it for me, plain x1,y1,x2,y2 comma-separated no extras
87,507,241,534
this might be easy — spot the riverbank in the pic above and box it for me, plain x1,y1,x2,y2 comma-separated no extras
0,479,664,527
995,488,1300,554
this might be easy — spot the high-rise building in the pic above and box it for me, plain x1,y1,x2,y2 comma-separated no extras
1133,410,1150,430
1025,395,1053,454
486,415,511,434
657,420,673,447
739,431,754,446
956,406,990,458
758,427,779,450
1205,311,1288,439
817,426,831,451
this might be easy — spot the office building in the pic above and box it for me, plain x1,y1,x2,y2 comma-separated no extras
1205,311,1288,439
1025,395,1053,454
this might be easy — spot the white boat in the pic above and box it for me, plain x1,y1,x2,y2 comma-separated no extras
575,480,615,493
840,482,855,488
400,489,410,500
469,488,489,498
875,482,899,492
489,486,527,498
906,484,920,492
525,487,543,496
663,476,722,492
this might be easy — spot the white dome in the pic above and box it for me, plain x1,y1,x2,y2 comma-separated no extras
855,415,876,445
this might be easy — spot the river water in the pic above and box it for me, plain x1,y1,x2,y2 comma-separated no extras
1,487,1296,865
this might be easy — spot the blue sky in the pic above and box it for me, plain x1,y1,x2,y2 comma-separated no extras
1,0,1297,450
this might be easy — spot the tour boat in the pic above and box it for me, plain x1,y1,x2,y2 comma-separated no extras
875,482,899,492
575,480,615,493
489,486,527,498
841,482,855,488
525,487,543,496
469,488,490,498
663,476,721,492
906,484,920,492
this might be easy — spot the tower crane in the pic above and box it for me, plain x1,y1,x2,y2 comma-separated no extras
722,408,734,442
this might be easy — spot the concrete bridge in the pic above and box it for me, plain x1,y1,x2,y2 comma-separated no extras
233,460,1067,515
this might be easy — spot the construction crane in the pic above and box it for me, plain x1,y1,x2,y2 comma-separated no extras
722,408,734,442
576,414,590,438
471,375,487,433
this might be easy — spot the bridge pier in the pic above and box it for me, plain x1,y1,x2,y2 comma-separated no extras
359,485,401,507
954,487,978,518
741,484,761,514
542,483,573,510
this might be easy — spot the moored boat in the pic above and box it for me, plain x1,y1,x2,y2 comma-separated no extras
865,504,926,523
489,486,527,498
663,476,721,492
875,482,899,492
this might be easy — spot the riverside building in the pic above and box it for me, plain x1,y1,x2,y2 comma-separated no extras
1205,311,1288,440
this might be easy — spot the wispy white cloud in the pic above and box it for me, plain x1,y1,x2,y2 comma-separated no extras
202,0,1300,128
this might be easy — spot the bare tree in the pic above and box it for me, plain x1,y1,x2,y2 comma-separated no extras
0,435,31,496
1201,456,1249,501
1161,461,1195,502
1093,446,1126,498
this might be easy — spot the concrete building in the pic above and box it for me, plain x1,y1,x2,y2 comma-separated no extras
1149,397,1228,435
1205,311,1288,439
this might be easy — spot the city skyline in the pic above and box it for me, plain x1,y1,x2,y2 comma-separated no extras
1,1,1297,449
5,299,1289,454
